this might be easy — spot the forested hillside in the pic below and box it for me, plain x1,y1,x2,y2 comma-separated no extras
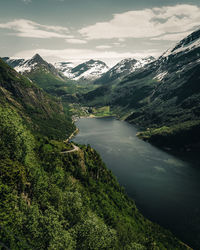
0,59,188,249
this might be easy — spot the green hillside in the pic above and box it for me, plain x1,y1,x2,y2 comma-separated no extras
0,59,189,249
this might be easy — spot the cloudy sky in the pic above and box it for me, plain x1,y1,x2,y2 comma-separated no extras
0,0,200,66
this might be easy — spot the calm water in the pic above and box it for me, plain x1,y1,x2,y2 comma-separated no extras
74,117,200,248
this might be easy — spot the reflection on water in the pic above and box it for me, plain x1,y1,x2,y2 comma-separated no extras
74,117,200,248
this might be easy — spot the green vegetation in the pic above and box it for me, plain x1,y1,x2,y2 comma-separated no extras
24,69,66,90
68,104,114,119
137,120,200,151
0,107,187,249
0,58,189,249
91,106,113,117
0,59,75,140
77,48,200,153
26,68,99,101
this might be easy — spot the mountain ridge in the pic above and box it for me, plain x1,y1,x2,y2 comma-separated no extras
55,59,109,81
94,56,155,85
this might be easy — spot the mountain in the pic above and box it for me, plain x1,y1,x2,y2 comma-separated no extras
162,29,200,58
55,59,109,82
54,61,75,78
82,29,200,151
94,56,155,85
125,28,200,125
80,56,155,106
3,54,62,77
0,58,186,249
1,57,25,68
125,29,200,150
0,58,75,139
3,56,110,83
2,54,67,93
123,29,200,150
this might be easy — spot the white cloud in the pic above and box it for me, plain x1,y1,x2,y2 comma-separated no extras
96,45,112,49
79,4,200,41
13,48,160,66
0,19,70,38
151,31,191,41
65,38,87,44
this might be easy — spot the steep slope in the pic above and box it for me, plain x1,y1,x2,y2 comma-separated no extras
1,57,25,68
94,56,155,85
0,59,188,249
0,58,74,139
54,61,75,78
118,29,200,150
80,57,155,107
54,59,109,82
3,54,62,77
2,54,67,94
125,28,200,123
70,59,109,81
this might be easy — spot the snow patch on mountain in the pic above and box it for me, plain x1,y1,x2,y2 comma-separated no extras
153,71,168,81
54,59,109,81
15,62,38,73
162,29,200,58
110,56,155,75
54,62,75,78
73,61,109,80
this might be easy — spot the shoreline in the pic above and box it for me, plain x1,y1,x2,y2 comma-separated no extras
65,128,79,143
74,114,116,122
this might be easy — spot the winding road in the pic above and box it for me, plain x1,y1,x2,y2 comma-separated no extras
61,143,80,154
61,129,80,154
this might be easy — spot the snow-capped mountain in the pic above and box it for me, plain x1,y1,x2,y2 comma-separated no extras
54,62,75,78
151,28,200,82
84,28,200,131
72,59,109,81
54,59,109,81
2,54,62,78
162,29,200,58
117,28,200,128
3,55,109,83
95,56,155,85
1,57,25,69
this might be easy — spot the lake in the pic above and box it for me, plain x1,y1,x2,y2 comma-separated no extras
74,117,200,248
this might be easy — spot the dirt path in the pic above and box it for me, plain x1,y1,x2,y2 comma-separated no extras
61,143,80,154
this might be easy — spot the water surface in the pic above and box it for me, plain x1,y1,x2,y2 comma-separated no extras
74,117,200,248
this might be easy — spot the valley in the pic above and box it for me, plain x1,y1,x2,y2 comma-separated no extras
0,57,188,249
1,25,200,250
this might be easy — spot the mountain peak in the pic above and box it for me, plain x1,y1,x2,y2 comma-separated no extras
87,59,96,64
86,59,107,66
31,53,45,63
32,53,42,59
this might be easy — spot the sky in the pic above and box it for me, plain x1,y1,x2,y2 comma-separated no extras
0,0,200,66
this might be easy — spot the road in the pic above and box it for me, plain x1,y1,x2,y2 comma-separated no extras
61,143,80,154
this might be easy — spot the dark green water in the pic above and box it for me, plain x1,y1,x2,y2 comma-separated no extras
74,117,200,248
